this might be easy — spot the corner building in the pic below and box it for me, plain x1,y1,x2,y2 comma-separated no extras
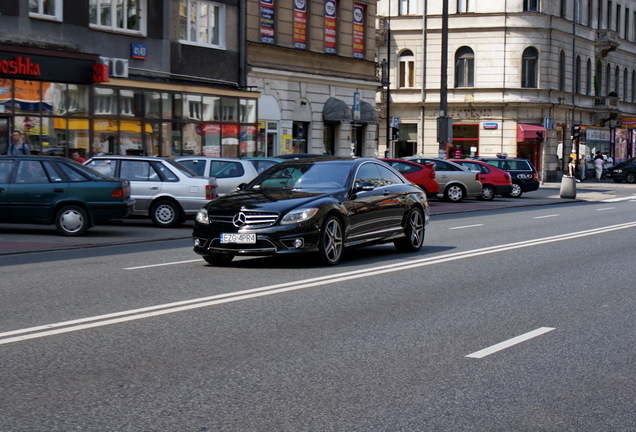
0,1,259,159
246,0,380,157
377,0,636,180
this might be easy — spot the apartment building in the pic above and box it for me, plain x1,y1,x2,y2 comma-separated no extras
245,0,379,157
377,0,636,179
0,1,258,159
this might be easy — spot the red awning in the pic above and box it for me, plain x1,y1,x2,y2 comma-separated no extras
517,124,545,142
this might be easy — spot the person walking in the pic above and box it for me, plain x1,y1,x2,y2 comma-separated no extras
4,130,30,155
593,151,604,182
579,154,586,182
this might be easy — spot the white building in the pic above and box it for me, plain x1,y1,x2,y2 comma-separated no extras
377,0,636,180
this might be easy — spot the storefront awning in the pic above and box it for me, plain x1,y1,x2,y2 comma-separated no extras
323,97,352,122
517,124,545,142
358,101,378,124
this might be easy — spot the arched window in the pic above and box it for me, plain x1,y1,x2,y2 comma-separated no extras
606,63,611,95
632,70,635,102
586,58,592,95
521,47,538,88
398,50,415,88
615,66,620,94
455,46,474,88
559,51,566,91
624,68,628,100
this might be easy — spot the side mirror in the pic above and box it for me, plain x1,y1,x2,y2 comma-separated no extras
237,183,247,190
354,181,375,192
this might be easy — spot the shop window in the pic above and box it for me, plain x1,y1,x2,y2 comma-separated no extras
95,88,117,115
521,47,538,88
240,99,257,123
179,0,225,49
89,0,146,34
29,0,63,21
221,99,238,122
455,46,474,88
202,96,221,121
292,122,308,153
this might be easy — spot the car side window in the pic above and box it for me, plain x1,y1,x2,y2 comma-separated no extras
376,164,403,185
210,161,245,179
177,160,205,176
462,162,487,174
87,159,117,177
357,163,401,187
433,161,452,171
153,162,178,181
15,160,49,184
121,160,157,181
0,159,15,183
392,161,420,174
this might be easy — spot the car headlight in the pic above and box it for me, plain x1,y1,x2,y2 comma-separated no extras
195,208,209,224
281,208,319,224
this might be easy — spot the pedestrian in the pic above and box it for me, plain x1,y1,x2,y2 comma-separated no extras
594,151,604,182
4,130,30,155
579,154,586,181
567,156,576,178
71,150,86,163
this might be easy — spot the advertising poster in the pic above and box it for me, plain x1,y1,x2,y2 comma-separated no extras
324,0,337,54
260,0,275,45
353,4,365,59
294,0,307,49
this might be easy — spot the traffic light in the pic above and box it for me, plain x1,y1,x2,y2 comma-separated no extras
535,131,543,143
572,125,581,140
392,127,399,141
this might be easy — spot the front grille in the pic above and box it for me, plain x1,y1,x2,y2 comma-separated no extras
208,210,279,228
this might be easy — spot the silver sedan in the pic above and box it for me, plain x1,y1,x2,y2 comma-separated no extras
172,156,260,196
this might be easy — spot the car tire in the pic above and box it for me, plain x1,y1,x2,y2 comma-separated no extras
203,254,234,265
479,184,496,201
394,207,425,253
626,172,636,183
444,184,465,202
318,215,344,266
55,205,90,236
150,200,183,228
508,183,524,198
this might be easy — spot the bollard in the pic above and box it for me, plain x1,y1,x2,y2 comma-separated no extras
559,175,577,199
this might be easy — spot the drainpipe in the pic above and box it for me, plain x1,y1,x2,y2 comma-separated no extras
239,0,247,89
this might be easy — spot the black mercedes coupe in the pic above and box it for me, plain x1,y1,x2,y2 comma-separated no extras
192,157,429,266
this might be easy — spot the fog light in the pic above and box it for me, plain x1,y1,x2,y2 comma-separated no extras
194,238,202,247
293,238,304,249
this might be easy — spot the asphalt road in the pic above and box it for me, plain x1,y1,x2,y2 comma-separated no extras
1,180,635,431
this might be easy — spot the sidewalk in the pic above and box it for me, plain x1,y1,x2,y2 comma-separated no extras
1,179,634,255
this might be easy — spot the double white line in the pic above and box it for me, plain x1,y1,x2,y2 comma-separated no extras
2,221,636,346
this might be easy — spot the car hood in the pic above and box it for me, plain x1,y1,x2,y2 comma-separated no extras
205,189,341,213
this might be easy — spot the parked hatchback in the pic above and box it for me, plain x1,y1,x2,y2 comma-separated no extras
404,157,482,202
380,158,439,198
0,155,134,236
478,156,539,197
450,159,513,200
172,156,259,196
85,155,217,228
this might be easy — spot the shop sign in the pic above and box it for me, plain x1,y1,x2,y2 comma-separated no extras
483,122,498,129
0,51,95,84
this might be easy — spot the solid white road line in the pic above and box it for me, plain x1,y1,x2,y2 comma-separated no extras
466,327,556,359
2,222,636,345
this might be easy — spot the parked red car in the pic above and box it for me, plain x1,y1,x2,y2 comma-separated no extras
450,159,513,200
380,158,439,197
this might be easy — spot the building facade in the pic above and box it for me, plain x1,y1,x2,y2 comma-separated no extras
245,0,380,157
377,0,636,180
0,1,259,159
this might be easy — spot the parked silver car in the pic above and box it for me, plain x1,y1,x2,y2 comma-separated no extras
405,157,482,202
172,156,260,196
85,156,218,227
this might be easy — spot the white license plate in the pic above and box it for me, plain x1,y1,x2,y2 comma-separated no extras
220,233,256,244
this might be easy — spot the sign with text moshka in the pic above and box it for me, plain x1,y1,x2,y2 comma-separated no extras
293,0,307,49
324,0,337,54
353,4,365,59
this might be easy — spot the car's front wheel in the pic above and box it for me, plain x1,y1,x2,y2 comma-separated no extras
395,207,425,252
626,172,636,183
55,205,90,236
318,215,344,265
150,200,183,228
479,184,496,201
444,184,465,202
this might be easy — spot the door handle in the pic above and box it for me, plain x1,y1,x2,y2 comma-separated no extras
150,186,159,190
54,188,64,193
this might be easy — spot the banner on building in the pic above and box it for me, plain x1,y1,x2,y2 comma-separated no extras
294,0,307,49
353,4,365,59
324,0,337,54
260,0,275,45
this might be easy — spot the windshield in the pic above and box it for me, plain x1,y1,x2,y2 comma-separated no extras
248,162,351,191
